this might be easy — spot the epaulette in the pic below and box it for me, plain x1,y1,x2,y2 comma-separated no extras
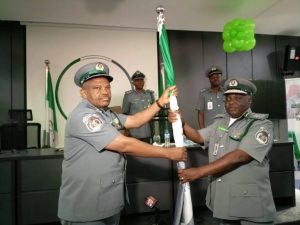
200,88,207,93
245,112,269,120
145,89,154,94
214,113,226,119
125,90,134,95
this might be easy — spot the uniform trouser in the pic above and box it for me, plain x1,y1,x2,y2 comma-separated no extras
217,218,274,225
60,213,120,225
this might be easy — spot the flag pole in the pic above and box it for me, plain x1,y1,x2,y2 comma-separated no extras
43,59,50,148
156,6,194,225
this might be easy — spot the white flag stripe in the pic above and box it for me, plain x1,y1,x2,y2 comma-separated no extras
170,96,194,225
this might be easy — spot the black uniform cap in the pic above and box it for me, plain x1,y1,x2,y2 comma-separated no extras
206,66,222,78
131,71,145,80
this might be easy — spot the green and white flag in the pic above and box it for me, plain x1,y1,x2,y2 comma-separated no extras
157,18,175,87
157,9,194,225
44,62,58,148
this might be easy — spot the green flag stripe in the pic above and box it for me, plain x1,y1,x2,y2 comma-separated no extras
47,71,58,132
159,24,175,87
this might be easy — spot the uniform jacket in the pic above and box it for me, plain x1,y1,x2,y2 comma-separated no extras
199,109,276,222
58,99,128,221
122,89,155,138
196,88,225,127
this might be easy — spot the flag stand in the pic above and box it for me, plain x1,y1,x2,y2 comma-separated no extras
43,60,50,148
43,59,59,148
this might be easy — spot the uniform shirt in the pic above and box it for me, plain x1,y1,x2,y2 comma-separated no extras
196,88,225,127
199,109,276,222
122,89,155,139
58,99,128,222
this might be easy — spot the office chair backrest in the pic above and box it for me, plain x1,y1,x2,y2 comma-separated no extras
0,123,26,149
0,122,41,150
8,109,33,122
26,123,41,149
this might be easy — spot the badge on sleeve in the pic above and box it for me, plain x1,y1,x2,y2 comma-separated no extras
255,127,270,145
83,114,103,132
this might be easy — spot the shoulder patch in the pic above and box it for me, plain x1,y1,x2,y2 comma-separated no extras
146,89,154,93
245,112,269,120
82,113,103,132
255,127,270,145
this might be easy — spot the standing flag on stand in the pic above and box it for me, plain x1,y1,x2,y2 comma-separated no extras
43,60,58,148
156,6,194,225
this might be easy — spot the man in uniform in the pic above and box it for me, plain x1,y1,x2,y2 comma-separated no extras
122,71,155,142
196,66,225,128
57,62,187,225
170,78,276,224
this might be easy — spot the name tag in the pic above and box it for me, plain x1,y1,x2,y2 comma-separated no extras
207,101,213,110
213,143,219,155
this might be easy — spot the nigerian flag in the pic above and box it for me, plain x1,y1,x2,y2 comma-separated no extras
157,9,194,225
158,23,175,87
44,62,58,148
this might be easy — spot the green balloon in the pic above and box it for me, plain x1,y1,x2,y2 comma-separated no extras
238,39,245,49
245,19,255,29
232,39,240,48
222,30,231,41
237,31,246,39
244,39,256,51
223,41,235,53
232,18,242,27
222,18,256,53
224,22,233,31
230,29,238,37
236,24,245,32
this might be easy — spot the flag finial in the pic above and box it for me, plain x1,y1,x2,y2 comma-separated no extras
156,6,164,15
156,6,165,33
45,59,50,66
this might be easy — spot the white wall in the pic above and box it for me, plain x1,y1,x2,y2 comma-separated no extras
26,25,158,148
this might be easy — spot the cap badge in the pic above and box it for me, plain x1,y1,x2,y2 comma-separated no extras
229,79,238,87
95,63,105,71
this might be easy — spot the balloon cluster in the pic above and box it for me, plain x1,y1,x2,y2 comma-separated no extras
222,18,256,53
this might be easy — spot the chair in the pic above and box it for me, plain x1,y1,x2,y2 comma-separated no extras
0,122,41,150
26,123,41,149
8,109,33,122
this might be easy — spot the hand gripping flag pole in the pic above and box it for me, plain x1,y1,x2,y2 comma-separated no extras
156,6,194,225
